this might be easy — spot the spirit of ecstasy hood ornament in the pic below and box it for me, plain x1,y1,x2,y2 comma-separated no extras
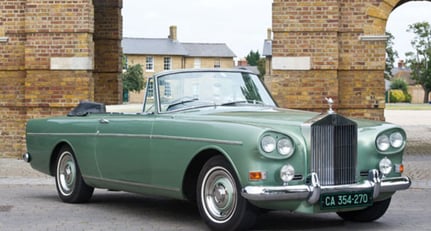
325,97,335,114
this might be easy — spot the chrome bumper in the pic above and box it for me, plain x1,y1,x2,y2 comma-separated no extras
241,170,411,204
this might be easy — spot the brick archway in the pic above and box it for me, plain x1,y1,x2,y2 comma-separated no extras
267,0,423,120
0,0,122,157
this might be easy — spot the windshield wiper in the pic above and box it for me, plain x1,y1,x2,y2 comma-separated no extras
166,97,199,111
220,100,265,106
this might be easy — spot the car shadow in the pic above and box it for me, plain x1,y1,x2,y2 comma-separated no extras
34,189,390,231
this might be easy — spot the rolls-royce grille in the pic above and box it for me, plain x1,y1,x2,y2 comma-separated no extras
310,114,357,186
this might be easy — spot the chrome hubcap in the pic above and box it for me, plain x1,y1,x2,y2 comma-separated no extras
57,151,76,196
202,167,237,223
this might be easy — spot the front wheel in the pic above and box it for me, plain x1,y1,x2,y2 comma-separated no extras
337,197,391,222
55,146,94,203
197,156,257,231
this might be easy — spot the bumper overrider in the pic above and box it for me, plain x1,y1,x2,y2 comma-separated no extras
241,169,411,204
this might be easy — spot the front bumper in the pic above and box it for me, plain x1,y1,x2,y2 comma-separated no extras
241,169,411,204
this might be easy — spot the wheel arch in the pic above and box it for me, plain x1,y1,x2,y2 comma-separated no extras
49,141,74,176
182,147,239,202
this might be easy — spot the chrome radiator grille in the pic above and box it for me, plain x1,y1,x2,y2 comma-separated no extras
310,114,357,186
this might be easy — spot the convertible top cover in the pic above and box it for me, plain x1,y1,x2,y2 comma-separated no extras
67,101,106,116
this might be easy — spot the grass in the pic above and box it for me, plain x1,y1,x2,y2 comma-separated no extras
385,103,431,110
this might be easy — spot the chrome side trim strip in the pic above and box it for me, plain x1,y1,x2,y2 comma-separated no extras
27,132,243,146
84,175,180,193
150,134,243,145
27,132,96,136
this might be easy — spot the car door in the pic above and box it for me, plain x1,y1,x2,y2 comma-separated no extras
95,114,154,184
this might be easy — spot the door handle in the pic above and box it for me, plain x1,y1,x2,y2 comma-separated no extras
99,118,110,124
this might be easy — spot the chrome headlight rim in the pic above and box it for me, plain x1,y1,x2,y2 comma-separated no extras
376,134,390,151
259,132,296,159
277,137,294,157
261,135,276,153
389,132,404,148
376,130,406,153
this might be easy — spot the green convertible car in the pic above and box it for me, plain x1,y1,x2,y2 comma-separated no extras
25,69,411,231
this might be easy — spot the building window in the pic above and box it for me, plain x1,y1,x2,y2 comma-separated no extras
146,56,154,71
214,58,221,68
194,58,201,68
164,57,172,70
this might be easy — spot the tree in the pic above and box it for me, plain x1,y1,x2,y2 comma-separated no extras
405,22,431,103
257,58,266,80
122,64,144,92
246,50,261,66
385,32,398,80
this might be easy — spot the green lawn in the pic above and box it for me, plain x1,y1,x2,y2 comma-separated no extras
385,103,431,110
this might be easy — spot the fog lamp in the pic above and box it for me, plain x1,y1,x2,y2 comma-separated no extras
379,157,393,175
280,164,295,183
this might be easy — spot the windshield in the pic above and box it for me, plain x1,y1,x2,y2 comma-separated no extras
156,71,276,113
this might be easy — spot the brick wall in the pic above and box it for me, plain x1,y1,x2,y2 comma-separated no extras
268,0,394,120
93,0,122,105
0,0,122,157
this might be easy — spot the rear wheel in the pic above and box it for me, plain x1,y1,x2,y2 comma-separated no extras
55,146,94,203
336,197,391,222
197,156,257,231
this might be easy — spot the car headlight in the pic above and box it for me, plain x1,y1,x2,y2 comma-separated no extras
376,134,390,151
261,136,276,153
379,157,393,175
277,138,294,157
390,132,404,148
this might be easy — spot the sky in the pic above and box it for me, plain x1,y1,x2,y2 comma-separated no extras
122,0,431,62
387,1,431,62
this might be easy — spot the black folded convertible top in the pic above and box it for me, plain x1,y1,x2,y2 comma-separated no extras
67,101,106,116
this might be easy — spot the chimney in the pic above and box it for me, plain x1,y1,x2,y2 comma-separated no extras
169,25,177,41
267,28,272,40
398,60,404,69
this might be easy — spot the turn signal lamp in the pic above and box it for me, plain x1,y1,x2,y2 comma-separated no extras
249,171,266,181
395,164,404,174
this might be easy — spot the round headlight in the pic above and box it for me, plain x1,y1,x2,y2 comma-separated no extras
280,164,295,182
379,157,393,175
261,136,276,153
376,134,390,151
390,132,404,148
277,138,294,157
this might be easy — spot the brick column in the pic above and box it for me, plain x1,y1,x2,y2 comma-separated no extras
0,1,27,157
24,0,95,116
269,0,390,120
93,0,123,104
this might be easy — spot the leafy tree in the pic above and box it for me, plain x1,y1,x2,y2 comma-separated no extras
122,64,144,92
390,79,408,92
257,58,266,80
405,22,431,103
385,32,398,80
246,50,261,66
